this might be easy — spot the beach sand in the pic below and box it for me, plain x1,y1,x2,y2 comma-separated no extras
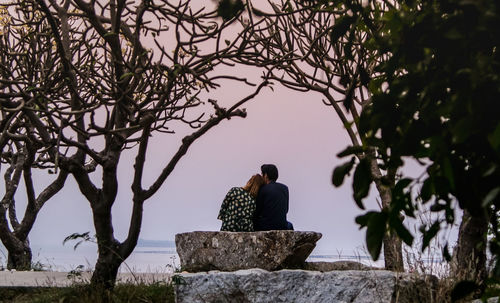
0,271,172,287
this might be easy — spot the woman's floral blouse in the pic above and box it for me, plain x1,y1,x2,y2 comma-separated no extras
218,187,256,232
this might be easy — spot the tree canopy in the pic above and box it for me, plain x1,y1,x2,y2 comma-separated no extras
1,1,69,270
229,0,405,271
1,0,270,288
331,0,500,294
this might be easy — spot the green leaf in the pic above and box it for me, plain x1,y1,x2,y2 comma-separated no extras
452,117,474,144
442,157,455,190
359,66,370,86
337,145,365,158
444,28,462,40
172,274,186,285
63,232,93,251
119,72,134,80
355,212,374,227
352,158,372,209
483,164,497,177
343,84,355,111
366,211,387,261
344,30,355,60
355,211,388,260
482,187,500,207
391,178,414,216
422,221,440,250
420,178,434,202
332,157,355,187
368,77,385,94
488,122,500,152
103,32,117,37
389,214,413,246
330,15,356,42
217,0,244,21
430,202,447,212
394,178,412,193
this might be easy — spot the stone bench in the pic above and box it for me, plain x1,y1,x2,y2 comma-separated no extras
175,231,322,272
174,231,437,302
175,269,437,303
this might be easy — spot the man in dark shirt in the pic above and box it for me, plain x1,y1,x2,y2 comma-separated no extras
254,164,293,231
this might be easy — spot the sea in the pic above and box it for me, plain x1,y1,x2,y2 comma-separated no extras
0,239,383,273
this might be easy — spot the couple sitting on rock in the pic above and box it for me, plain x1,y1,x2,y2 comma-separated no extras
218,164,294,232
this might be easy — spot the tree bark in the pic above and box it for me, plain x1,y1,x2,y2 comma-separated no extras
452,209,488,284
383,232,404,271
88,202,143,289
370,157,405,272
6,238,32,270
91,248,122,290
89,194,123,289
0,209,32,270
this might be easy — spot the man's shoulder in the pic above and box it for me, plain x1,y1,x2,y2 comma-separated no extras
273,182,288,189
277,182,288,187
263,182,288,191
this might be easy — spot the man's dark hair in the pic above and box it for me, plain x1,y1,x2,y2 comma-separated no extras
261,164,278,181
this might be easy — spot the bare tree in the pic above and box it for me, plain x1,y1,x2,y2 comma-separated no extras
0,133,68,270
2,0,270,287
236,0,404,271
0,4,69,270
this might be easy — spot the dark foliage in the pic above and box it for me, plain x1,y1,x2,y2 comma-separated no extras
332,0,500,298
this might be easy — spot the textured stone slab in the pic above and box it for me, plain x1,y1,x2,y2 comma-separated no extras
174,269,435,303
304,261,379,271
175,231,321,272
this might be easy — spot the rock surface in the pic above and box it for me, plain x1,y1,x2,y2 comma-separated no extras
174,269,436,303
175,231,322,272
303,261,378,271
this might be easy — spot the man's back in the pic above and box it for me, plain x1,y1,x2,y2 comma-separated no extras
253,181,289,231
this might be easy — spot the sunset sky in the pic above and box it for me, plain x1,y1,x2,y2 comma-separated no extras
4,80,382,255
1,65,458,267
0,2,459,264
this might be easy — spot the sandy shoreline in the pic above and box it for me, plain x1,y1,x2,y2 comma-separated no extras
0,271,172,287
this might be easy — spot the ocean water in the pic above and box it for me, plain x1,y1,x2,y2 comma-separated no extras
0,244,383,273
31,246,180,273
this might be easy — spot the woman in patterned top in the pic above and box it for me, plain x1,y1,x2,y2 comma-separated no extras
218,174,265,232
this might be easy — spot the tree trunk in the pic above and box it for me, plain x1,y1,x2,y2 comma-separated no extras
383,232,404,271
6,239,32,270
452,209,488,285
90,200,123,290
375,176,405,272
91,249,122,290
0,214,33,270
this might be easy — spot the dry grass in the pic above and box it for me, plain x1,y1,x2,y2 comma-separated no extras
0,282,175,303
